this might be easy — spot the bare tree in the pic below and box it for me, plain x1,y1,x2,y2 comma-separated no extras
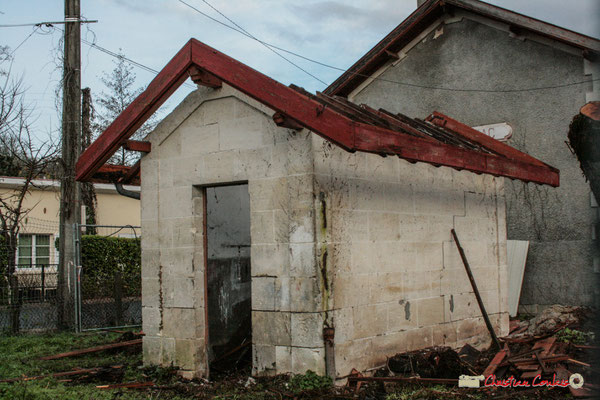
93,53,157,165
0,47,59,333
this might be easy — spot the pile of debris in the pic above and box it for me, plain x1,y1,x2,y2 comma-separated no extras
348,305,598,399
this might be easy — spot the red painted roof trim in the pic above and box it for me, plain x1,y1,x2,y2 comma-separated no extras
76,39,559,187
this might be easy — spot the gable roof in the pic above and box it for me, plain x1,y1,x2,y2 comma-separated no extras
325,0,600,97
76,39,559,187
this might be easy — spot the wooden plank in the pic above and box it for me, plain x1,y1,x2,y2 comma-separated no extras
39,339,142,360
190,39,356,151
532,337,556,357
76,41,193,181
520,369,541,379
272,112,303,130
515,364,540,371
506,240,529,317
190,38,558,187
483,345,509,377
354,124,559,186
76,38,560,188
188,65,222,88
123,140,151,153
347,376,458,385
0,367,102,383
97,381,155,390
567,358,591,367
500,354,569,367
427,112,550,168
120,160,141,184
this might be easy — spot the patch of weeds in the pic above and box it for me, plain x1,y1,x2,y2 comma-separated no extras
134,364,180,384
556,328,595,345
288,370,331,393
385,384,469,400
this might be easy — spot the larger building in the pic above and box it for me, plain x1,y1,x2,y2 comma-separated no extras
325,0,600,311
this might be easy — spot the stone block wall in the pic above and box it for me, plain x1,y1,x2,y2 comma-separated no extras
312,136,509,380
140,85,322,378
140,84,509,380
350,15,598,308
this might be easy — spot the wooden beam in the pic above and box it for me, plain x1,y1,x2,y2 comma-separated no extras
76,41,193,182
39,339,142,360
426,112,553,169
384,50,400,60
190,39,356,151
353,122,559,186
90,164,139,185
188,65,222,88
124,140,151,153
483,345,509,377
120,160,141,185
272,112,303,130
76,38,559,187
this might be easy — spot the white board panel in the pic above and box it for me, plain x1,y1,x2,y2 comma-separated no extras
472,122,513,141
506,240,529,317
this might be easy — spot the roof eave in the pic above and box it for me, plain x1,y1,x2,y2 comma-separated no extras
76,39,560,187
325,0,600,97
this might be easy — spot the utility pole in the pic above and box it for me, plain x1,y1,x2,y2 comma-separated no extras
58,0,81,330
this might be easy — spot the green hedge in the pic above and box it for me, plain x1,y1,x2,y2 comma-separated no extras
80,235,141,299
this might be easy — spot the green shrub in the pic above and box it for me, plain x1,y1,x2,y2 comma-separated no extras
556,328,595,345
289,370,332,393
80,235,141,299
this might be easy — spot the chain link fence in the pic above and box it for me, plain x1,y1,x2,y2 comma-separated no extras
74,224,142,332
0,223,141,333
0,264,61,332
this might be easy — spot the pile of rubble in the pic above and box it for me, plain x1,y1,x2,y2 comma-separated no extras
348,305,598,399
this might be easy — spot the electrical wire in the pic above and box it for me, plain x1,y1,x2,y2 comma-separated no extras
52,26,196,89
177,0,599,93
2,26,38,62
178,0,328,85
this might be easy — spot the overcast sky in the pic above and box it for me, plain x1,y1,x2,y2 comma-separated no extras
1,0,599,139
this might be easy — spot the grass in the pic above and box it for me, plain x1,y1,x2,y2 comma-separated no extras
0,332,579,399
0,331,184,400
0,332,332,400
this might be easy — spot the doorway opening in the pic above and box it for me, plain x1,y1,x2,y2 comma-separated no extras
204,184,252,375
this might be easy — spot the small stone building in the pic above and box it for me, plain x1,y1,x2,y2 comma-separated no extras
76,40,558,380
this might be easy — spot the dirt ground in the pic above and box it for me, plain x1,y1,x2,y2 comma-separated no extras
0,318,597,400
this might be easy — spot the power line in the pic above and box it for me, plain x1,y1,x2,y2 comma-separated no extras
177,0,600,94
2,27,39,61
0,19,98,28
52,26,196,89
178,0,328,85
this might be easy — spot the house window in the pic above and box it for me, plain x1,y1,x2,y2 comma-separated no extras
17,234,51,268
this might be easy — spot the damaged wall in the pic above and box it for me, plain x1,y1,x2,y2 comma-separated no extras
312,136,509,380
350,14,599,308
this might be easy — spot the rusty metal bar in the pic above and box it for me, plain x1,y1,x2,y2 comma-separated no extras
450,229,501,350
